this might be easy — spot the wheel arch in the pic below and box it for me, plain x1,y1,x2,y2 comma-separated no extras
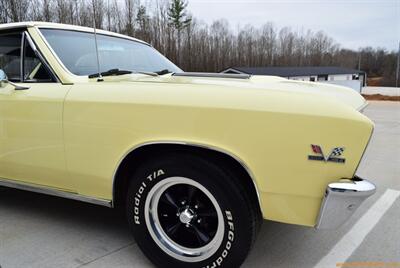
112,141,262,217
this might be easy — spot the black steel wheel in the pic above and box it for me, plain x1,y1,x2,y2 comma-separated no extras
155,181,220,249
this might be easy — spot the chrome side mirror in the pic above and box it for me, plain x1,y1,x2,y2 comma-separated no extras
0,69,7,82
0,69,30,90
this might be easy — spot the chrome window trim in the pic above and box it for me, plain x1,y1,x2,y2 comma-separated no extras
20,32,25,82
36,25,149,45
0,28,59,83
111,141,262,210
35,26,81,79
24,30,60,83
0,177,112,207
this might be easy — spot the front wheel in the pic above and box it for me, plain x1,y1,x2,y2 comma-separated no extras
126,153,261,267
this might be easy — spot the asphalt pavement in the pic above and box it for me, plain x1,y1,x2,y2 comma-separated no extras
0,101,399,268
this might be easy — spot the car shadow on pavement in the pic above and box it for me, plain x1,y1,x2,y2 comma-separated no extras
0,186,129,235
0,187,336,268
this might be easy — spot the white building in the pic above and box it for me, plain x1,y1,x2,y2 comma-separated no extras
221,66,367,92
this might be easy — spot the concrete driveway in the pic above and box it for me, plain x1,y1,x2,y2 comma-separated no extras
0,101,399,268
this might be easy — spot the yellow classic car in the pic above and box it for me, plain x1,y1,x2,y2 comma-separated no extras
0,22,376,267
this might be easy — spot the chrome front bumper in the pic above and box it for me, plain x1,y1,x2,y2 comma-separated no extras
316,176,376,229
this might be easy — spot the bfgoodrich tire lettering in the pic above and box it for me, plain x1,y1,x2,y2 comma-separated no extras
126,152,260,268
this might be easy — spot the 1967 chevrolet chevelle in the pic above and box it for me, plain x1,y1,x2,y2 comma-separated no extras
0,22,376,267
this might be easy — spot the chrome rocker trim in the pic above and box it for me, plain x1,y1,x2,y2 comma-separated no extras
316,176,376,229
0,178,112,207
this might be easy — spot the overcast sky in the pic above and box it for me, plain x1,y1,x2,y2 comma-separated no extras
186,0,399,51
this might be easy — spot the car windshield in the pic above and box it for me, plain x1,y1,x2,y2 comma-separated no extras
40,29,182,76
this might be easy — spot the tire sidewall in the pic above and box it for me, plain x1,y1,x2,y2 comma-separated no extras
126,155,252,268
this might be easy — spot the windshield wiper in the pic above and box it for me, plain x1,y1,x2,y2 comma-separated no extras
155,69,172,75
89,69,132,78
88,69,159,79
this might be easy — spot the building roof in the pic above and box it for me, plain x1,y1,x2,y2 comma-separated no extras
223,66,365,77
0,21,148,45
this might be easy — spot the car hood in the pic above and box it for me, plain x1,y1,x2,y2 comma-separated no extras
104,73,367,111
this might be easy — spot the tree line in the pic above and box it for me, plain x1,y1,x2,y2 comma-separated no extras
1,0,397,86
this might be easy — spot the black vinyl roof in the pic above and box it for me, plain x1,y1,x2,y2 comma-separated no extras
225,66,365,77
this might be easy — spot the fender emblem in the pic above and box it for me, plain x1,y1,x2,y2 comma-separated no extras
308,144,346,163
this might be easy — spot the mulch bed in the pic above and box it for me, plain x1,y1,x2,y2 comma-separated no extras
362,94,400,101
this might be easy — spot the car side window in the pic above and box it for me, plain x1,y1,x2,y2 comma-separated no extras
23,36,53,82
0,31,54,83
0,32,22,82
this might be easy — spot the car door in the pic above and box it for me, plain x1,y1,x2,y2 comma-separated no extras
0,30,73,190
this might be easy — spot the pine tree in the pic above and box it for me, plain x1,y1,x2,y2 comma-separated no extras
167,0,192,65
136,5,150,41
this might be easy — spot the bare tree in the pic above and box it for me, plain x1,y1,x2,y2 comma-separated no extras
135,4,150,42
124,0,136,36
0,0,397,86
